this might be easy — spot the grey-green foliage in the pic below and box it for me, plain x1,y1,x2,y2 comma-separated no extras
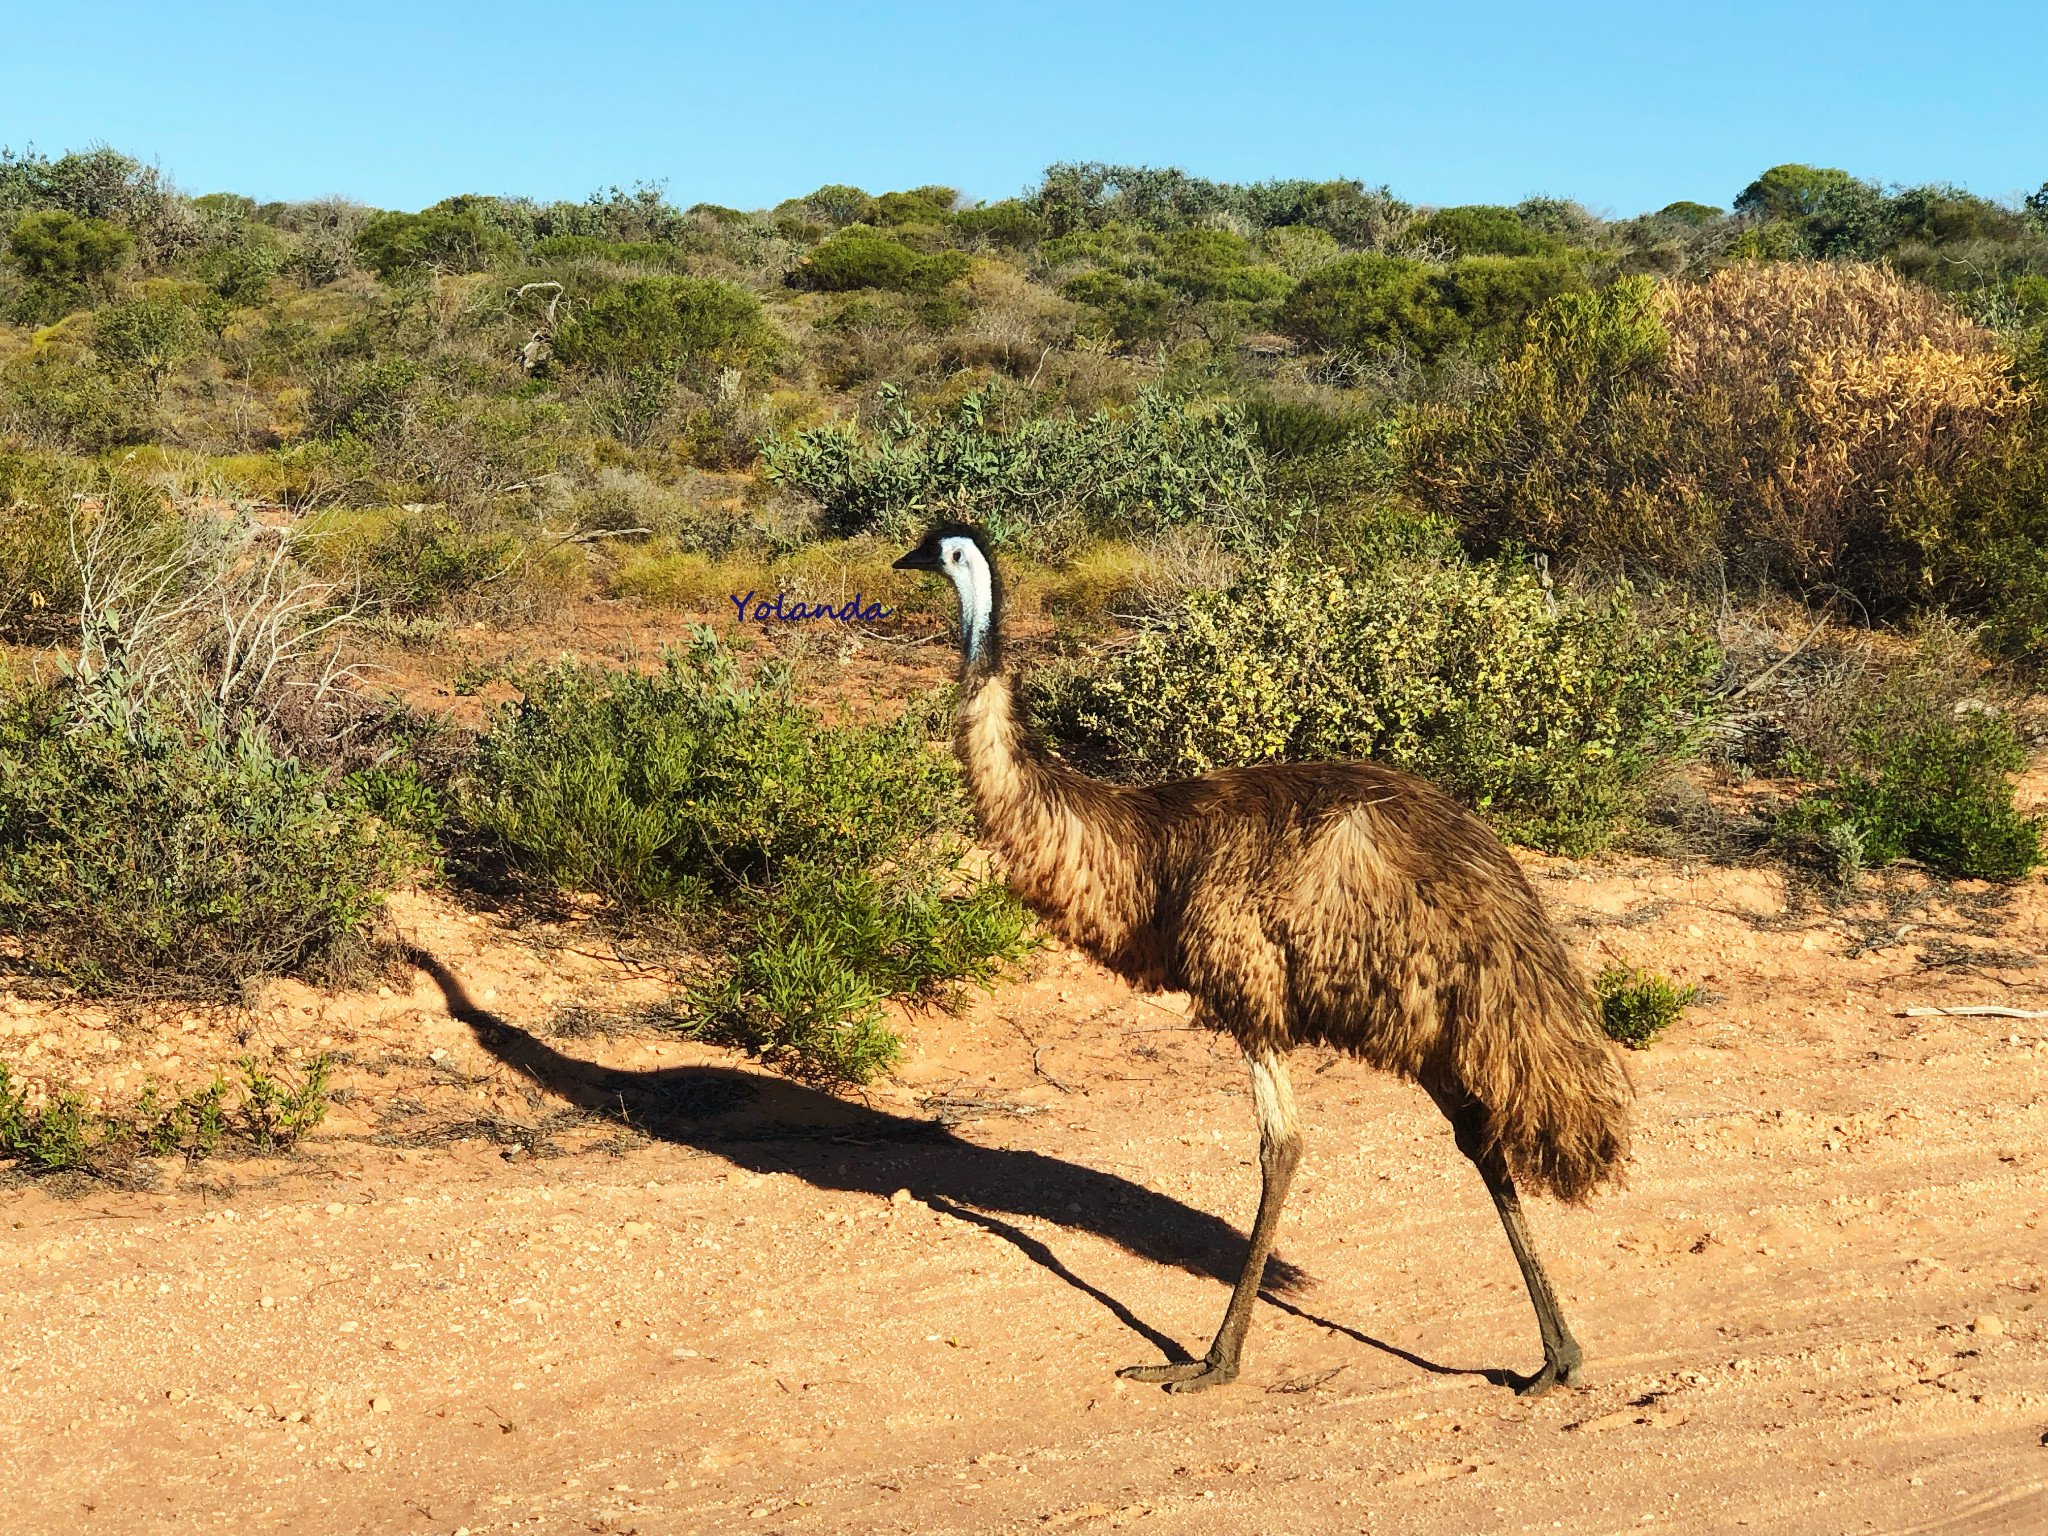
760,383,1266,555
0,683,418,998
463,629,1032,1081
1044,556,1719,853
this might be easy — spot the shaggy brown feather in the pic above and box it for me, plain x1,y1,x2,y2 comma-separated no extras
959,670,1632,1203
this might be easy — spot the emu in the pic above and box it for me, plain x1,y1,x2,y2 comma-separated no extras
893,524,1632,1395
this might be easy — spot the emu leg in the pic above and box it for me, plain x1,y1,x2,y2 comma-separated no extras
1122,1049,1300,1393
1441,1098,1585,1397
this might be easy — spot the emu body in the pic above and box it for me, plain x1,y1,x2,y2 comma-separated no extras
895,525,1633,1394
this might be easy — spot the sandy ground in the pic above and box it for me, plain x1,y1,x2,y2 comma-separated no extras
2,846,2045,1536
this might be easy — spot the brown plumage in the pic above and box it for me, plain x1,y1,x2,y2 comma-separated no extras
893,525,1633,1395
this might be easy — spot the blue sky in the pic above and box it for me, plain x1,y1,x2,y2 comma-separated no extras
5,0,2044,216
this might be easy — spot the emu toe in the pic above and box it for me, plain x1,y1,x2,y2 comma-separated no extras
1510,1353,1585,1397
1119,1357,1240,1392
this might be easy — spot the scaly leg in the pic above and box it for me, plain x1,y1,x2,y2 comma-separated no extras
1439,1096,1585,1397
1121,1048,1300,1393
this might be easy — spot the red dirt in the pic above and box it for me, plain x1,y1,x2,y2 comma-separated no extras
3,858,2045,1534
1,599,2044,1533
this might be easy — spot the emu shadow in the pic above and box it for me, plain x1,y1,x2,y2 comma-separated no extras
412,949,1491,1380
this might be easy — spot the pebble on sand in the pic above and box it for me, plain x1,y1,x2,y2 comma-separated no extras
1970,1313,2005,1337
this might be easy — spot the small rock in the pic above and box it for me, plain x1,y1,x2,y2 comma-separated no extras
259,1295,275,1309
338,1321,358,1334
325,1202,346,1215
1971,1313,2006,1337
370,1396,392,1413
889,1188,914,1205
622,1221,651,1237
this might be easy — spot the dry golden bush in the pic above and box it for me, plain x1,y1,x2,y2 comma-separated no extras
1658,263,2020,589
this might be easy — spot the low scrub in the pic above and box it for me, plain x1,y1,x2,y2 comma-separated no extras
0,1053,333,1175
1777,715,2043,883
0,684,419,997
1595,965,1699,1050
760,383,1265,556
462,630,1031,1081
1039,555,1719,854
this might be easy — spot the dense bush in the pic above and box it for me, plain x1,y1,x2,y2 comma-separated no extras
1278,252,1587,361
7,208,132,282
94,293,216,397
354,206,515,277
955,200,1042,247
761,383,1265,553
0,684,417,997
1403,276,1717,571
1043,555,1719,853
463,631,1032,1080
1777,715,2042,882
1405,265,2024,603
797,230,969,292
550,275,779,386
1410,205,1560,257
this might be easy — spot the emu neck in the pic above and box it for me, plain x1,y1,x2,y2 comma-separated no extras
955,667,1159,980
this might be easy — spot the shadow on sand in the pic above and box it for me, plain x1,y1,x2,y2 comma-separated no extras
411,947,1511,1385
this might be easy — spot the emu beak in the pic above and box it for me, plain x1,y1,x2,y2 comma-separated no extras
893,546,940,571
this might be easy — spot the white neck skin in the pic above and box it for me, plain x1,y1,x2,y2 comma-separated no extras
941,536,993,665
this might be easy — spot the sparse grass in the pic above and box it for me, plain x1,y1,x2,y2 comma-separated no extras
0,1053,333,1176
1594,965,1700,1050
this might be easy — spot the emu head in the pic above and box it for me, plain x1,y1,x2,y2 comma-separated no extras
894,523,997,666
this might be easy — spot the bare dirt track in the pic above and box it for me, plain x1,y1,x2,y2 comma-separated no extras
3,858,2046,1536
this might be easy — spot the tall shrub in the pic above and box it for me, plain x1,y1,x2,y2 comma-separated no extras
1045,556,1718,853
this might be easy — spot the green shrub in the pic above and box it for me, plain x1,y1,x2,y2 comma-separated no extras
550,275,778,386
760,383,1265,554
1278,251,1585,361
94,295,213,397
1410,205,1559,257
1061,270,1176,343
1777,717,2043,882
0,684,418,998
1594,965,1699,1049
954,200,1042,247
1401,276,1717,572
1243,395,1358,460
687,867,1030,1083
1043,555,1718,853
354,207,515,277
871,187,959,225
0,1055,332,1174
1733,164,1890,259
1279,254,1460,356
462,630,1032,1081
797,230,968,293
7,209,132,281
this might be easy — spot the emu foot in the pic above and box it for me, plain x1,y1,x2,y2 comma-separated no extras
1118,1356,1240,1393
1509,1352,1586,1398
